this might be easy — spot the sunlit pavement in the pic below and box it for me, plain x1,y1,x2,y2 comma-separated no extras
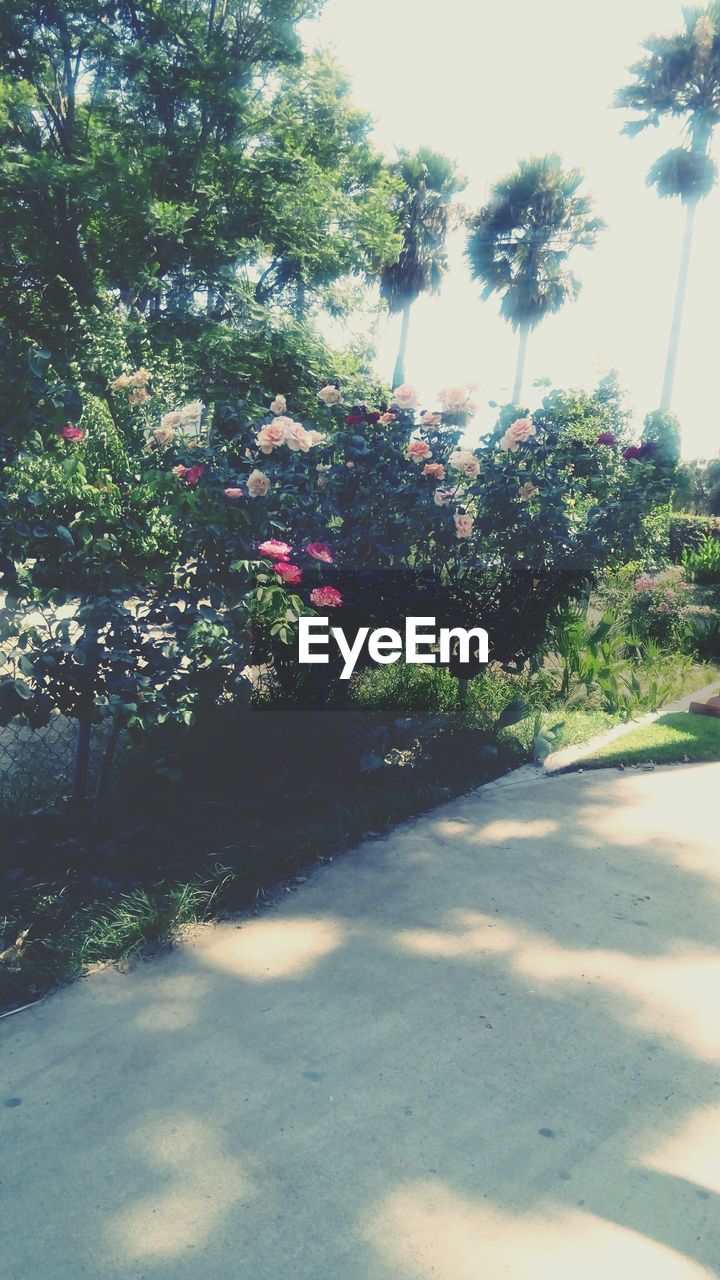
3,763,720,1278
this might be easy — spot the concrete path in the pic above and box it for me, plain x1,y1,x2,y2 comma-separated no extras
3,764,720,1279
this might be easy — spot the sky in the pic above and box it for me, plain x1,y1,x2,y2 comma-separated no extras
305,0,719,459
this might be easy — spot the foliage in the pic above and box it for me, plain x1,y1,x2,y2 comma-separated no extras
683,533,720,582
673,461,720,517
465,154,604,331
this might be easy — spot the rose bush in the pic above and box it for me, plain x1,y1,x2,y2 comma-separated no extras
0,356,677,801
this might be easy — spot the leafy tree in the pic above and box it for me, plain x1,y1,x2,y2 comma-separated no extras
380,149,465,388
0,2,398,394
466,155,603,405
616,5,720,411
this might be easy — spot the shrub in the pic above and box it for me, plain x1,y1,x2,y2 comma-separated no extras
668,513,720,562
682,535,720,584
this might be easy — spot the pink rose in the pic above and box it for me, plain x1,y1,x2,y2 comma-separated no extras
519,481,538,501
407,439,432,463
258,539,293,560
310,586,343,608
306,542,333,563
246,469,270,498
224,487,244,499
57,424,86,442
393,384,420,410
172,464,187,477
269,394,287,415
256,421,287,453
318,384,341,406
420,412,442,428
500,417,536,452
423,463,446,480
275,561,303,585
634,573,653,593
379,412,396,425
454,513,474,539
184,464,205,487
309,430,327,446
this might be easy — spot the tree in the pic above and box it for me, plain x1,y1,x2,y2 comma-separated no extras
380,149,465,389
0,3,398,396
616,5,720,412
466,155,603,405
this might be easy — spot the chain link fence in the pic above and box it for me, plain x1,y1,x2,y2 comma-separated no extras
0,648,84,815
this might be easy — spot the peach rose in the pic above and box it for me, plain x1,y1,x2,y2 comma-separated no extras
256,421,287,453
247,469,270,498
110,374,133,392
153,425,175,447
130,368,151,388
454,513,474,539
160,410,183,431
433,488,455,507
519,481,538,501
379,412,396,425
423,463,446,480
393,384,420,410
318,384,341,406
407,439,432,463
499,417,536,452
284,421,313,452
449,449,481,478
420,412,442,428
309,429,327,446
128,387,151,407
269,394,287,415
224,488,244,499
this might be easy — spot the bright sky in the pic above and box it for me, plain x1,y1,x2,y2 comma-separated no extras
307,0,719,459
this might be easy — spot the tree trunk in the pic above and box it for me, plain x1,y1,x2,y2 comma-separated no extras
392,302,412,389
512,322,530,405
660,198,698,413
71,713,92,811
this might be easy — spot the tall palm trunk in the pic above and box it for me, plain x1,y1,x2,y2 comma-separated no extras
512,320,530,404
660,197,698,412
392,302,412,389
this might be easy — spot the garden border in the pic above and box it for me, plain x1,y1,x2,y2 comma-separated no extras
542,678,720,774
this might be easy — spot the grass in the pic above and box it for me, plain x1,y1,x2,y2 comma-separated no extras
581,711,720,768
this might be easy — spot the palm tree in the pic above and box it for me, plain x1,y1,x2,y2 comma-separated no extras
381,149,465,389
466,155,603,405
617,5,720,412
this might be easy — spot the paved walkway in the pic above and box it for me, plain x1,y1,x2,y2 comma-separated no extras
3,764,720,1278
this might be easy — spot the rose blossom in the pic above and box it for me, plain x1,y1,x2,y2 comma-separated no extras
258,539,293,559
420,412,442,428
172,464,187,477
309,430,327,446
179,400,203,430
438,386,467,413
634,573,653,593
407,439,432,463
130,368,151,388
247,469,270,498
317,384,341,406
379,412,395,425
274,561,303,585
183,464,205,487
224,488,244,499
284,421,314,452
310,586,343,608
256,421,287,453
110,374,133,392
58,424,85,442
154,425,175,447
596,431,617,446
454,513,474,539
423,463,446,480
449,449,481,478
269,394,287,415
306,542,334,563
519,481,539,500
393,384,420,410
128,387,151,407
499,417,536,452
433,488,455,507
160,410,183,431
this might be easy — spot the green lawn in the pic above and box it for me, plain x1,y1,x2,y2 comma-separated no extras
582,711,720,768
